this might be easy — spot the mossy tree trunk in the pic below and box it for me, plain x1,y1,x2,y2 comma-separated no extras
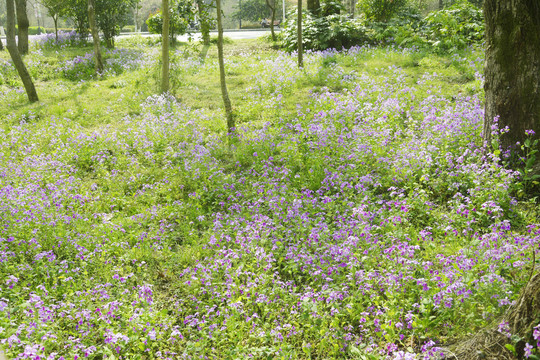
483,0,540,155
161,0,170,93
88,0,104,74
297,0,303,68
5,0,38,102
216,0,235,136
15,0,29,54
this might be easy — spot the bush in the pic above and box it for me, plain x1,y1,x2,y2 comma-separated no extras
146,10,188,40
282,11,371,52
357,0,409,22
364,9,425,47
121,25,136,33
361,0,484,51
146,0,195,41
421,0,484,51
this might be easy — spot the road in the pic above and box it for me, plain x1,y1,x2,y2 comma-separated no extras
0,29,280,43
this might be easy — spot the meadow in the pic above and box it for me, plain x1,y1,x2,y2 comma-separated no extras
0,33,539,359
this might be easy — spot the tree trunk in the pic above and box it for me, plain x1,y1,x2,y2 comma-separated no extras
307,0,319,16
5,0,38,102
447,273,540,360
88,0,104,74
0,38,3,51
483,0,540,156
53,15,59,43
348,0,356,17
197,0,210,46
297,0,303,68
266,0,276,41
216,0,235,136
439,0,444,10
15,0,29,55
161,0,170,93
134,0,139,32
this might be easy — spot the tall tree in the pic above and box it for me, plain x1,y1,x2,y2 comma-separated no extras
447,3,540,359
5,0,38,102
95,0,137,48
134,0,140,31
40,0,66,42
482,0,540,156
161,0,169,93
297,0,303,68
196,0,212,45
216,0,235,136
65,0,89,42
15,0,29,54
88,0,104,73
265,0,277,41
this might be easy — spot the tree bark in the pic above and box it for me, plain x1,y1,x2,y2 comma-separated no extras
197,0,210,46
266,0,276,41
216,0,235,136
5,0,38,102
88,0,104,74
297,0,303,68
447,273,540,360
307,0,319,16
0,38,3,51
53,14,59,43
15,0,29,55
483,0,540,156
161,0,170,93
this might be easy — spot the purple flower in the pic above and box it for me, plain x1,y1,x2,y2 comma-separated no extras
524,343,533,358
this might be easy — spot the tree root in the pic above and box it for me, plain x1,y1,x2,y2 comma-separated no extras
442,272,540,360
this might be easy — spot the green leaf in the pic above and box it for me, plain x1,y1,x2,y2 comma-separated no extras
504,343,516,354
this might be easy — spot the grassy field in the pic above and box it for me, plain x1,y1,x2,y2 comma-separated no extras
0,35,538,359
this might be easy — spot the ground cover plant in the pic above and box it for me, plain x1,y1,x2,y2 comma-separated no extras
0,35,539,359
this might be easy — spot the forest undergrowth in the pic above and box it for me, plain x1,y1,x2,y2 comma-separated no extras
0,35,539,359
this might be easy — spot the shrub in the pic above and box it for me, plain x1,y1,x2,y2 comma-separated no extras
357,0,409,22
121,25,136,33
281,11,371,52
421,0,484,51
146,0,195,41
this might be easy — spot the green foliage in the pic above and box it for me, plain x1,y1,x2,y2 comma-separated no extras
146,0,196,41
40,0,67,23
233,0,270,22
281,1,483,52
0,38,536,360
95,0,138,48
282,11,370,51
320,0,346,16
357,0,408,22
364,10,425,47
422,0,484,51
63,0,90,41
